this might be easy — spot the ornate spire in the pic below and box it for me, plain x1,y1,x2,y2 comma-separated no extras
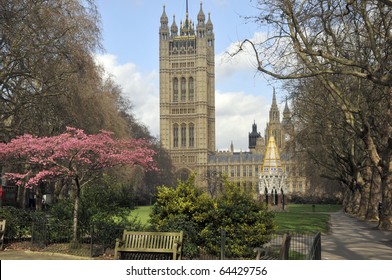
206,12,213,29
283,97,291,116
171,15,178,35
160,5,168,25
180,0,195,36
198,1,205,23
272,87,277,107
269,88,280,124
261,133,283,175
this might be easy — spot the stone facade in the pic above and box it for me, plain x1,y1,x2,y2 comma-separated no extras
206,94,308,196
159,3,307,195
159,3,215,180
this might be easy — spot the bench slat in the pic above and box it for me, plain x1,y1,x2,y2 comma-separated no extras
114,230,183,260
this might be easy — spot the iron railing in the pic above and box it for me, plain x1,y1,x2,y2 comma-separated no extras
2,214,321,260
219,229,321,260
3,216,125,258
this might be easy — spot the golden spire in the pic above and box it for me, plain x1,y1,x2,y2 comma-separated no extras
261,129,283,175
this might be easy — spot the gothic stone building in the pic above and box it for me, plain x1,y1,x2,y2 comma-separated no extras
159,3,215,181
159,3,307,197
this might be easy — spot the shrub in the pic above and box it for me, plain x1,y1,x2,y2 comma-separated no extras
201,182,276,258
0,207,33,240
149,175,277,259
149,174,214,259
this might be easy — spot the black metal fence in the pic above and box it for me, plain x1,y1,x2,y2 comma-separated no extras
3,216,125,258
220,230,321,260
2,213,321,260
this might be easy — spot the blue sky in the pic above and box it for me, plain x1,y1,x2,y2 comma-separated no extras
94,0,287,150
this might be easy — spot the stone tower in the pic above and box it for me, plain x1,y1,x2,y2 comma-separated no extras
159,2,215,179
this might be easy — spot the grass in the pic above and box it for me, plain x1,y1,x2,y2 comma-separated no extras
275,212,331,233
275,204,342,233
128,206,152,225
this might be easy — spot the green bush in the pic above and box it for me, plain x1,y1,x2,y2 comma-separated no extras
0,207,33,240
149,174,214,259
149,175,277,259
201,182,276,258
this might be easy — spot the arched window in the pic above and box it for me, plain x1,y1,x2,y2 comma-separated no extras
181,77,186,101
181,123,187,147
189,77,194,101
173,78,178,102
189,123,195,147
173,124,179,148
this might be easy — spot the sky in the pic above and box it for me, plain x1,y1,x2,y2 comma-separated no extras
94,0,288,151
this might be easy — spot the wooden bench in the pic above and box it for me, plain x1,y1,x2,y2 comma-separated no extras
0,220,6,250
254,234,291,260
114,230,183,260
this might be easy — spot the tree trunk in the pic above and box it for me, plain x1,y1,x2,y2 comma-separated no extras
35,185,43,211
358,184,370,218
357,167,371,218
365,170,380,220
380,169,392,230
351,188,361,214
342,187,351,213
72,176,81,245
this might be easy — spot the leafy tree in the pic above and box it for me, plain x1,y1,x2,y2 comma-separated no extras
201,181,276,258
0,127,156,243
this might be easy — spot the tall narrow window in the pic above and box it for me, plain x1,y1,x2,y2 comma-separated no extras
189,77,194,101
181,124,187,147
173,78,178,102
173,125,179,148
181,78,186,101
189,123,194,147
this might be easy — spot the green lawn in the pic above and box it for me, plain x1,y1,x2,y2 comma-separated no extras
128,206,152,225
275,204,342,233
274,212,331,233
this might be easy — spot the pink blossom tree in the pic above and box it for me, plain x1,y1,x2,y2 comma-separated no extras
0,127,157,243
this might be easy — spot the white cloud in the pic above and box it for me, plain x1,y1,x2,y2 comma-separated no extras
214,31,275,151
215,90,270,151
94,54,159,138
216,32,267,81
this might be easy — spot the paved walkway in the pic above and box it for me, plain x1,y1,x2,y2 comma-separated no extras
0,250,92,260
322,211,392,260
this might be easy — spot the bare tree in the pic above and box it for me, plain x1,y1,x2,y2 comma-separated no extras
234,0,391,228
0,0,102,139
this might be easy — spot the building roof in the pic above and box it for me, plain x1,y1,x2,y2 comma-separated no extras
208,152,264,163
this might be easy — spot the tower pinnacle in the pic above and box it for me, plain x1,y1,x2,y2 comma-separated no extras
272,87,277,106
